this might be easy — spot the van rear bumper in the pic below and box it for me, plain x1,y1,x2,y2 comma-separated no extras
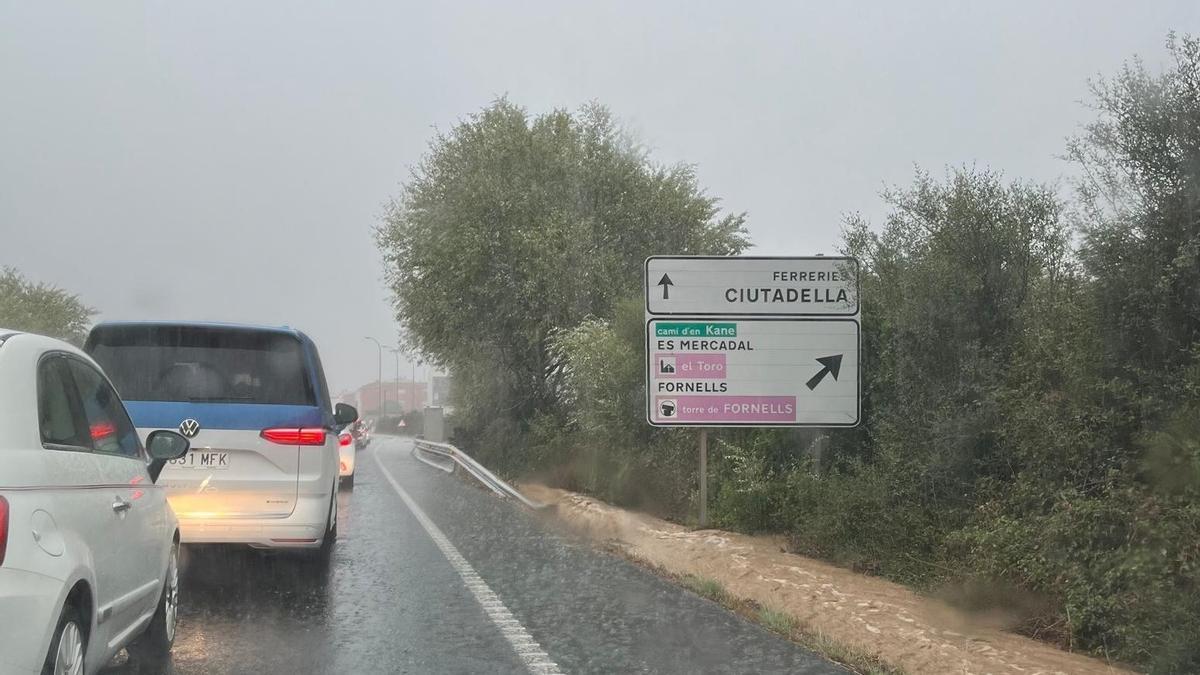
177,491,332,549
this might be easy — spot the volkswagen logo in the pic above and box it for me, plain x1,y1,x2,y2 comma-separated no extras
179,418,201,438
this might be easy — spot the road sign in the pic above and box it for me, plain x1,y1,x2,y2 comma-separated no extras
645,256,858,316
645,256,861,428
646,318,859,427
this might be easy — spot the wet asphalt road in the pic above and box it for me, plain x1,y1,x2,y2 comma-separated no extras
103,436,840,674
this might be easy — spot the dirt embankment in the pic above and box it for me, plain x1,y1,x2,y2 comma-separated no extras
521,483,1135,675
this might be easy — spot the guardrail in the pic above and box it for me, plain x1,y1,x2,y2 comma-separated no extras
412,439,547,510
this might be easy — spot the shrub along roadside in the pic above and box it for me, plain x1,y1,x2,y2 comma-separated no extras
504,161,1199,671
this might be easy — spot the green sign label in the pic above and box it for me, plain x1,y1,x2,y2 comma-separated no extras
654,322,737,337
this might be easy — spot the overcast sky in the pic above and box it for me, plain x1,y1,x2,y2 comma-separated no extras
2,1,1197,393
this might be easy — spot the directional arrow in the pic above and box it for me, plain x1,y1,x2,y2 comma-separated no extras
805,354,843,390
657,273,675,300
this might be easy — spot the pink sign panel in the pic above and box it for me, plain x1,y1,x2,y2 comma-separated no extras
654,396,797,423
653,353,726,379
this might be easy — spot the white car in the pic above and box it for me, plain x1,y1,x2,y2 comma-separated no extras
83,322,357,554
0,329,191,674
337,424,356,488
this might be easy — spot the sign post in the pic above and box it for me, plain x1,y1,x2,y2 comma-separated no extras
644,256,861,526
699,428,708,527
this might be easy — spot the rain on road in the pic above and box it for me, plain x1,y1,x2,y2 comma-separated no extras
103,437,841,674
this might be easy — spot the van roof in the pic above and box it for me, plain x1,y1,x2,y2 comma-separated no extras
90,321,308,340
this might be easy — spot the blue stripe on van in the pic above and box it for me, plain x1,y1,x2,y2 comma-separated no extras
124,401,328,430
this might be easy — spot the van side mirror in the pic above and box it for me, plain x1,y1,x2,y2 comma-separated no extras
146,430,190,482
334,403,358,426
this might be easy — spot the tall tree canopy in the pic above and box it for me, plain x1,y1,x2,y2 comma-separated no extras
0,267,94,344
377,100,748,441
1070,33,1200,381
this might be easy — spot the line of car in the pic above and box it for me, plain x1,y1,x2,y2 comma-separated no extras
338,417,372,488
0,321,360,674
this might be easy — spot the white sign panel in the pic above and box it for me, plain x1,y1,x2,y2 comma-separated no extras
645,256,858,316
645,255,861,428
645,318,859,427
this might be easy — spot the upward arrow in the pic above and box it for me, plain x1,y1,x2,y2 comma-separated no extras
805,354,843,390
657,273,675,300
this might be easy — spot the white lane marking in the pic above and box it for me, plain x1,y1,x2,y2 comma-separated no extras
373,446,565,675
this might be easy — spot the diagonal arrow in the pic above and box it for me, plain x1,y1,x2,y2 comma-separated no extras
657,273,674,300
805,354,843,390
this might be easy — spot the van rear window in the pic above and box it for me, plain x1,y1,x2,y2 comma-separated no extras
87,325,316,406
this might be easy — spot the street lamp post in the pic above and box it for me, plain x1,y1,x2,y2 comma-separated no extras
364,337,386,417
389,347,402,414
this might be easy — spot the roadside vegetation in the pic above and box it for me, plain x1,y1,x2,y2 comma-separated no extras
379,35,1200,672
0,267,94,344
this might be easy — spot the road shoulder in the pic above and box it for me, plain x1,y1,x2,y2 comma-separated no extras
521,483,1134,675
395,439,844,674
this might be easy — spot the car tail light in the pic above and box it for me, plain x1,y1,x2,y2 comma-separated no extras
260,428,327,446
338,432,352,447
90,422,116,441
0,496,8,566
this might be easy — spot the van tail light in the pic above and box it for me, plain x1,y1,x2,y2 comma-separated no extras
338,432,352,447
260,428,327,446
90,422,116,441
0,496,8,567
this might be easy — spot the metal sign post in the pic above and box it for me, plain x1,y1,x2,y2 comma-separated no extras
699,428,708,528
644,256,862,526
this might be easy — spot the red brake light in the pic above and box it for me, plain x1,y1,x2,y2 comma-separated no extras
90,422,116,441
260,428,327,446
0,496,8,567
338,432,352,447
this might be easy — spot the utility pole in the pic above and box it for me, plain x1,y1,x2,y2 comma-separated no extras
390,347,403,413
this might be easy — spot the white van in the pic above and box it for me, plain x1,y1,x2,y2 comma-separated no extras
84,322,357,555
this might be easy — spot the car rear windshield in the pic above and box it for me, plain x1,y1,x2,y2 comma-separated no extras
87,325,316,405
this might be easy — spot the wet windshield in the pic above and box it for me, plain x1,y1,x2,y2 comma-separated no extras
2,4,1199,675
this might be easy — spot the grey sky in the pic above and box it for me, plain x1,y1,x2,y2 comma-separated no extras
2,1,1197,393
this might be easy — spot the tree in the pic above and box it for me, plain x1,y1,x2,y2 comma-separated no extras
840,168,1068,491
376,99,748,452
0,267,94,344
1069,33,1200,386
1045,32,1200,669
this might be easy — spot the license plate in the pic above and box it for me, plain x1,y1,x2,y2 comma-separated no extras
168,451,230,469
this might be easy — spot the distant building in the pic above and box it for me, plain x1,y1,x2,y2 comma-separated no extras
354,380,428,416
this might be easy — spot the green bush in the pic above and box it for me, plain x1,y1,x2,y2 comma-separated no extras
782,460,958,586
956,479,1200,672
524,301,700,519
